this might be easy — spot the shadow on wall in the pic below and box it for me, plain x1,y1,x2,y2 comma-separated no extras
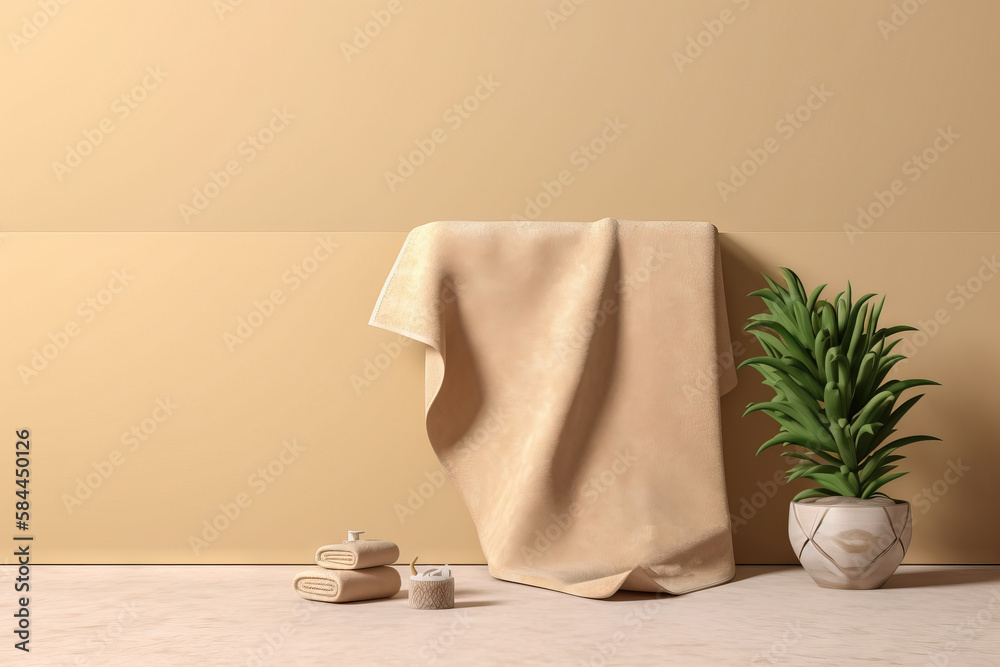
915,368,1000,562
717,238,798,564
716,236,999,565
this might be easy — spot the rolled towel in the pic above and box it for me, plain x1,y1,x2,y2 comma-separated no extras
293,566,401,603
315,539,399,570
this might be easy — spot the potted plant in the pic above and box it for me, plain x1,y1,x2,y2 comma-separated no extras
740,268,940,589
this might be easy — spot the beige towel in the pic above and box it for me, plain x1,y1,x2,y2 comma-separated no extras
293,566,401,603
315,540,400,570
370,219,737,598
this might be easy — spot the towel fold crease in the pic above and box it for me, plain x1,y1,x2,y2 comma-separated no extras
315,539,399,570
293,566,401,603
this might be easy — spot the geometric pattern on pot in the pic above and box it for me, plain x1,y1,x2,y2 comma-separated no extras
789,501,913,589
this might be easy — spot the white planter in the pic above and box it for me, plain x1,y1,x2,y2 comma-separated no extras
788,497,912,590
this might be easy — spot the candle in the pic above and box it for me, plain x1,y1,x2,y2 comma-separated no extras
408,557,455,610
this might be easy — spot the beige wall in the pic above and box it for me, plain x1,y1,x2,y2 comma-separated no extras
0,0,996,564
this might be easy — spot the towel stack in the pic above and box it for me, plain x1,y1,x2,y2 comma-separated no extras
293,536,401,603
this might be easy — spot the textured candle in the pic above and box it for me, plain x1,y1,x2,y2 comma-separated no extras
408,576,455,610
408,558,455,610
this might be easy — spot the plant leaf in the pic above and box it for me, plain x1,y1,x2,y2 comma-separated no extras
792,487,838,502
807,471,857,497
861,471,909,499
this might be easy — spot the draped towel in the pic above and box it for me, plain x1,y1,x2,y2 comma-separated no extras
370,218,737,598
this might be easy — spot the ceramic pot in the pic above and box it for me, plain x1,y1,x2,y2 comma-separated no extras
788,496,912,590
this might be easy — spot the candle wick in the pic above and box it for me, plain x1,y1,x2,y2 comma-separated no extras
409,556,419,577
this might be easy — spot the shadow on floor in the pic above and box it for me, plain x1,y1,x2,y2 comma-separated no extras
599,566,804,601
883,567,1000,589
454,600,503,608
338,591,408,604
728,565,799,583
600,591,672,602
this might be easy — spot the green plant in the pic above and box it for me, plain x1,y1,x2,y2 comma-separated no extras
740,268,940,502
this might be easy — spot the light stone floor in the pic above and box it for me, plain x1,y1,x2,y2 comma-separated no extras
2,565,999,666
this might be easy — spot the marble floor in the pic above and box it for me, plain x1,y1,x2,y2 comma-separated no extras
3,565,999,666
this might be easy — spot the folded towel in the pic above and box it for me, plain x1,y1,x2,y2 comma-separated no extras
315,539,400,570
369,219,737,599
293,566,401,603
